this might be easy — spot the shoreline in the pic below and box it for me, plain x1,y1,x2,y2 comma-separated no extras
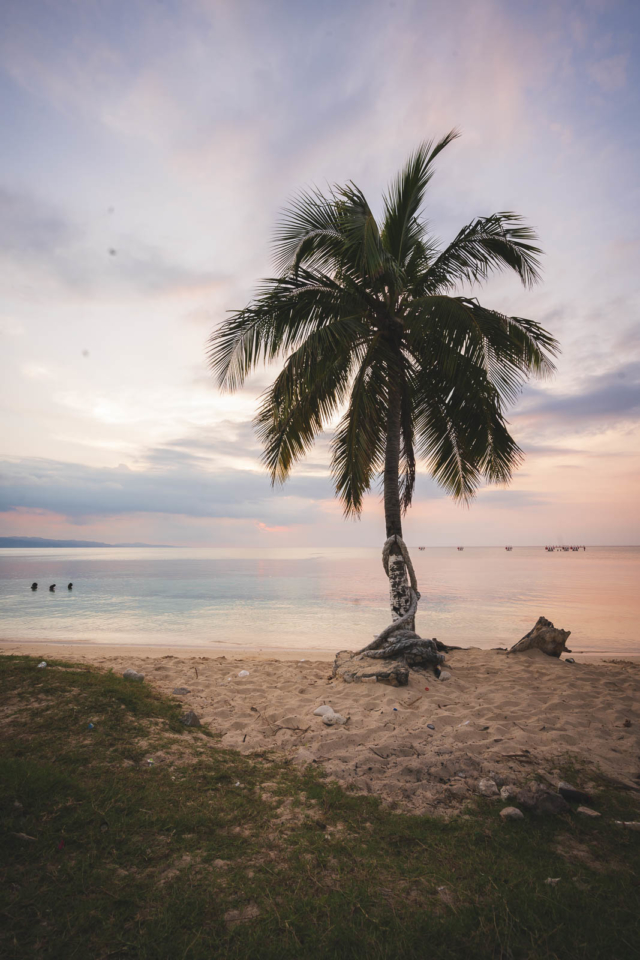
0,639,335,662
1,638,639,663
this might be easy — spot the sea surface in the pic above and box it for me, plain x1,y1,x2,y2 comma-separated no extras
0,546,638,656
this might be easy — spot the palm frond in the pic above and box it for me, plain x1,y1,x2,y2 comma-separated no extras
410,360,523,501
330,350,388,516
404,295,558,408
334,183,390,281
381,130,459,267
272,186,342,276
423,213,543,292
208,269,377,391
256,320,368,483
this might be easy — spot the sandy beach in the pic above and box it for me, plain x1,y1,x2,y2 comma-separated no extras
4,640,639,815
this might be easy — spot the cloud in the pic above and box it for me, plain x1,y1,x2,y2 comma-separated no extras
0,417,455,526
515,361,640,432
0,188,76,255
475,488,547,509
520,442,586,457
0,187,223,298
0,454,334,523
155,421,263,463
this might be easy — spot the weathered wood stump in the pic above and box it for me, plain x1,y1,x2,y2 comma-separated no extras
360,634,446,668
333,651,410,686
333,635,446,686
509,616,571,658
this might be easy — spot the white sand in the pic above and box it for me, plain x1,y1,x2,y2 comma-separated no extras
3,641,639,814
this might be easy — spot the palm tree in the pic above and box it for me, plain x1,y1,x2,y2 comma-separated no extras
209,131,558,640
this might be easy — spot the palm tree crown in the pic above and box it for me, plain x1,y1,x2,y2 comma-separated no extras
209,131,558,541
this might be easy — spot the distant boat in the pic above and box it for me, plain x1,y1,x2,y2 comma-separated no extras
505,546,513,551
545,545,586,552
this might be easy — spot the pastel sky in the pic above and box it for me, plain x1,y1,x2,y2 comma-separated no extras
1,0,638,546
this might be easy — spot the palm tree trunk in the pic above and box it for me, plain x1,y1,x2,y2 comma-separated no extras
384,383,403,541
384,382,414,630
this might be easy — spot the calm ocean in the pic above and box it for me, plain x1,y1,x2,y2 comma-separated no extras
0,546,638,656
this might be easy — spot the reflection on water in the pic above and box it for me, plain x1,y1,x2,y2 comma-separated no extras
0,546,638,655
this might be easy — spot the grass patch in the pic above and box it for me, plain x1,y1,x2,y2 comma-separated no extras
1,655,639,959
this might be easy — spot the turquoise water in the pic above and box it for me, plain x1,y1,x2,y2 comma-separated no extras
0,546,638,655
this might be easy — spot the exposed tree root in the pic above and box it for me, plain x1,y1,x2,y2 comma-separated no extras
338,536,447,683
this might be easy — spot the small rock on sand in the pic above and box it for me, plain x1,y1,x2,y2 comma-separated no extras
313,705,335,717
448,782,469,798
322,713,347,726
517,785,570,816
500,806,524,820
180,711,201,727
276,715,309,731
123,669,144,682
172,687,191,695
558,781,592,804
577,806,601,818
439,670,452,682
500,785,518,801
477,778,499,797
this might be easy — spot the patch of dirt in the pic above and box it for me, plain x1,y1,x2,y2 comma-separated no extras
224,902,260,927
0,693,57,725
553,834,621,873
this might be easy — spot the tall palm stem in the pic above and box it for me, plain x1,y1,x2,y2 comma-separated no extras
383,381,403,541
383,375,414,628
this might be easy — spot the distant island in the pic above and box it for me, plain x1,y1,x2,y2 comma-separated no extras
0,537,173,548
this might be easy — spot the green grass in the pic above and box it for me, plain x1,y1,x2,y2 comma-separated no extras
1,655,638,960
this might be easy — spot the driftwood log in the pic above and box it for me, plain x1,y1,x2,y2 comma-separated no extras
333,536,448,686
509,616,571,658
